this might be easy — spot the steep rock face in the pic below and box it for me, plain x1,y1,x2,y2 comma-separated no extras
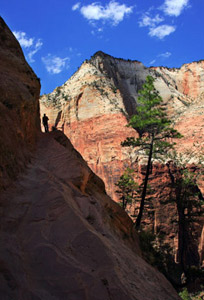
153,63,204,156
0,131,180,300
0,17,40,190
40,52,143,199
40,52,204,267
40,51,204,198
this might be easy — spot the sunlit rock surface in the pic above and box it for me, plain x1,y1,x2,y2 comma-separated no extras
40,51,204,199
40,51,204,268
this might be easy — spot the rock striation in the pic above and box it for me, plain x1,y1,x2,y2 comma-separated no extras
0,17,41,191
40,51,204,268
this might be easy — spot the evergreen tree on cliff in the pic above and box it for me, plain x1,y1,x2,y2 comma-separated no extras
122,75,182,228
115,168,138,211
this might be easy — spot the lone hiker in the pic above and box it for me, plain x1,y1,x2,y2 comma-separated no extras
42,113,49,132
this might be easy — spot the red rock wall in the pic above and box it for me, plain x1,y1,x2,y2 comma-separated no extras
0,17,41,190
64,113,137,200
40,52,204,267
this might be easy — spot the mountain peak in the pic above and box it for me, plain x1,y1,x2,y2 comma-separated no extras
91,50,113,60
90,51,142,64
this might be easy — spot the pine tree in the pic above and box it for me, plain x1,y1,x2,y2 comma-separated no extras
122,75,182,228
115,168,138,211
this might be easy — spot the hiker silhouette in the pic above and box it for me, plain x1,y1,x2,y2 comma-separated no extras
42,113,49,133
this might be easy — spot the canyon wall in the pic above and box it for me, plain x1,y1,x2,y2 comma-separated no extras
40,51,204,267
0,19,181,299
40,51,204,200
0,17,41,190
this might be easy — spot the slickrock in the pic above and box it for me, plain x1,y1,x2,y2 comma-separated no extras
0,17,41,190
0,131,181,300
40,51,204,268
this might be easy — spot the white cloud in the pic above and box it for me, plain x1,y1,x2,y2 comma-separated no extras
13,30,43,62
139,13,164,28
149,24,176,39
158,51,172,58
138,0,189,40
72,2,81,11
13,31,34,48
161,0,189,17
42,54,70,74
27,39,43,63
138,10,176,39
80,3,104,21
74,1,133,26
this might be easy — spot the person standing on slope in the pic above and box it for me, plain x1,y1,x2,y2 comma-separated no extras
42,113,49,133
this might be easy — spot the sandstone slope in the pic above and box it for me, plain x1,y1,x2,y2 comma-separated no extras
0,131,181,300
0,17,41,190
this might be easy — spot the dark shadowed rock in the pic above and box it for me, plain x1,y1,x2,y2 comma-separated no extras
0,131,181,299
0,17,40,190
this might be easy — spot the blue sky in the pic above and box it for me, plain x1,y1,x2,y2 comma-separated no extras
1,0,204,95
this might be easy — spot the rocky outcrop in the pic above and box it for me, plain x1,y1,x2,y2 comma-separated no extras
40,51,204,268
0,17,40,191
